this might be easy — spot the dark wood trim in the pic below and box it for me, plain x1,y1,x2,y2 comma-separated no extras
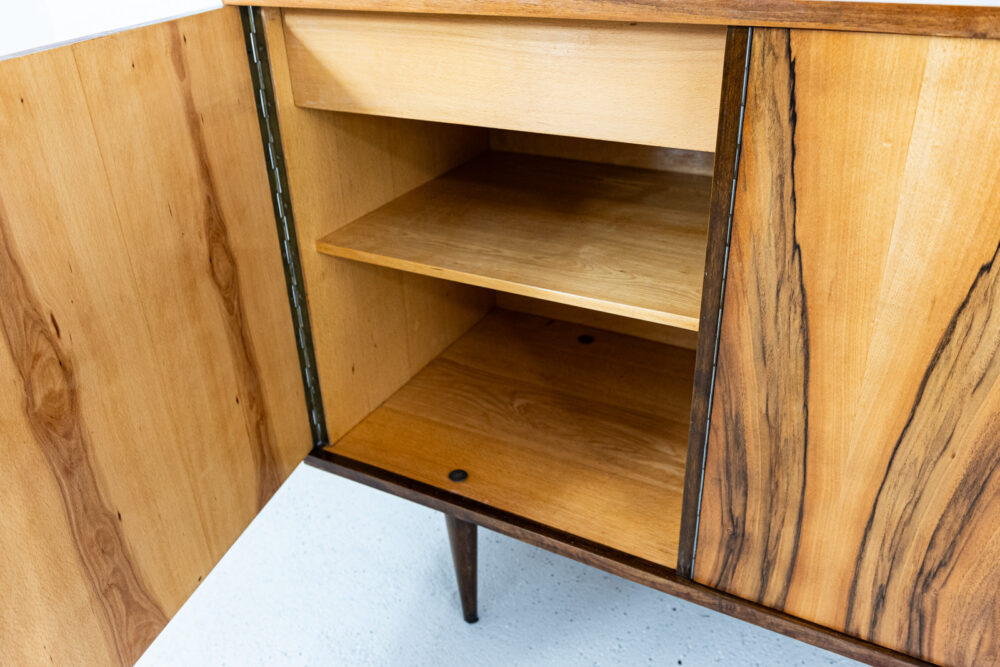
223,0,1000,40
307,448,929,667
445,514,479,623
676,25,751,581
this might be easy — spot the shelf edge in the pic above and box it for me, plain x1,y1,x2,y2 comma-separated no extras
315,243,702,332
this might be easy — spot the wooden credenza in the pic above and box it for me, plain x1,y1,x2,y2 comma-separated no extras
3,2,1000,665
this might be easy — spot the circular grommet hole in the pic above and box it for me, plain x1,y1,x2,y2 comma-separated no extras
577,334,595,344
448,469,469,482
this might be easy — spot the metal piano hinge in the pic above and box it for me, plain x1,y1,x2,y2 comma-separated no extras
240,7,329,448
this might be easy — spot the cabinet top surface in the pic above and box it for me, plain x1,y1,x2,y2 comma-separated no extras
225,0,1000,39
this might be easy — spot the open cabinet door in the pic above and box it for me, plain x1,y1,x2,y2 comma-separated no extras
0,8,310,664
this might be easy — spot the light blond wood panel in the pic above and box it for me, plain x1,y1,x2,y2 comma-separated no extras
489,130,715,176
695,28,1000,666
0,46,142,667
261,8,494,442
71,8,311,530
281,10,726,151
317,152,712,330
328,309,694,566
0,9,310,665
497,294,699,350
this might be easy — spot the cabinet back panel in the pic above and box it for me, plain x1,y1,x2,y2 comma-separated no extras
694,27,1000,666
0,8,310,664
488,130,715,176
281,9,726,151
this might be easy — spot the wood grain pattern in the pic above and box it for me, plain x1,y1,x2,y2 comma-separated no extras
846,232,1000,665
698,28,809,610
316,152,712,330
224,0,1000,40
326,309,695,567
281,9,726,151
0,9,310,664
0,201,167,664
695,28,1000,666
170,18,281,506
261,7,494,443
677,26,751,579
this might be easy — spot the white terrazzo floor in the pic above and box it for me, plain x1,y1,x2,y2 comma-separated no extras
137,463,861,666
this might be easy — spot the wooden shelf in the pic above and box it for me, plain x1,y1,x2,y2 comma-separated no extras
325,309,694,567
317,152,711,330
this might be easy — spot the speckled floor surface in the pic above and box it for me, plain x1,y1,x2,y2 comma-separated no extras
137,464,860,666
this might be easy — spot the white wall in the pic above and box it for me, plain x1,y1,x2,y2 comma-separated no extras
1,0,222,59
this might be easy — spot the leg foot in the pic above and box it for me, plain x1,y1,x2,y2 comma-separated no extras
445,514,478,623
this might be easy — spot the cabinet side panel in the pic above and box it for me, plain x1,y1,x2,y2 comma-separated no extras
0,8,310,664
694,27,1000,665
261,8,494,442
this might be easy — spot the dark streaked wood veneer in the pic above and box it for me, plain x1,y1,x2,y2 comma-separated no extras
676,25,751,580
695,27,1000,666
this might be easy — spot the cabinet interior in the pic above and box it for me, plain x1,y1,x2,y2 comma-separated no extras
265,7,720,569
303,125,711,568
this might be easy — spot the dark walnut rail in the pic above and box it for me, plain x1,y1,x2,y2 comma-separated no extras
223,0,1000,39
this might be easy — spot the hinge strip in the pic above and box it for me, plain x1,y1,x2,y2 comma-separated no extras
240,7,329,448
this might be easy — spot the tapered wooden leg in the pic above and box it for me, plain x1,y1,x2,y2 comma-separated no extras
445,514,478,623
